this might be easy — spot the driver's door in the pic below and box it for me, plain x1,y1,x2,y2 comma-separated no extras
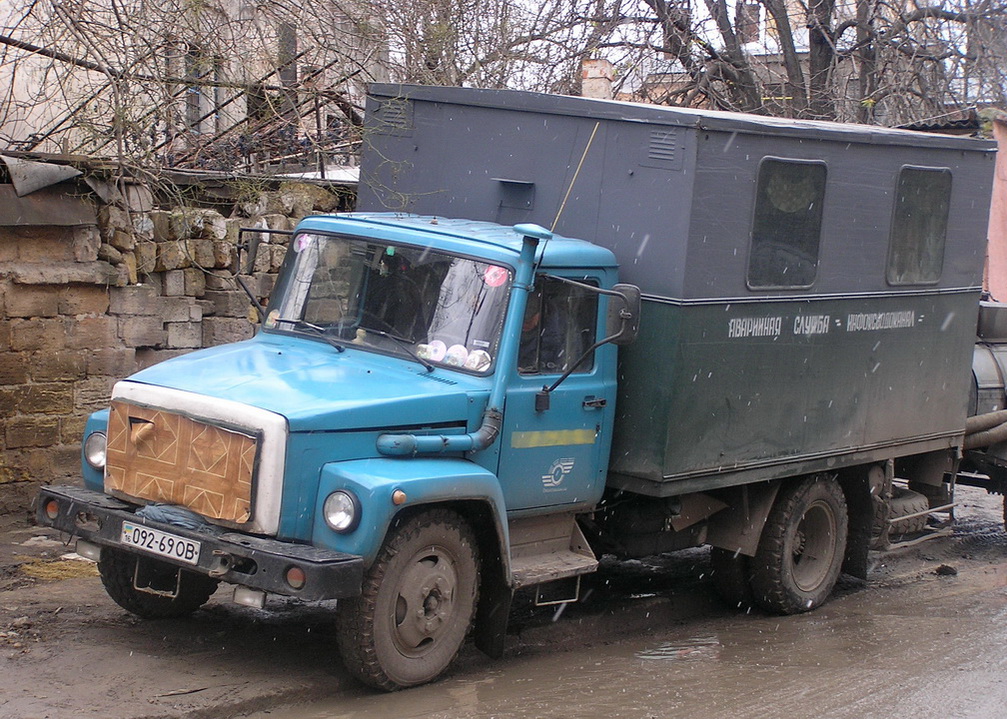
496,275,611,510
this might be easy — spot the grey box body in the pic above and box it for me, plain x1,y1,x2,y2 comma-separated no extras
359,84,997,495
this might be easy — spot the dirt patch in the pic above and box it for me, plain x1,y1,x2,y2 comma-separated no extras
18,557,99,582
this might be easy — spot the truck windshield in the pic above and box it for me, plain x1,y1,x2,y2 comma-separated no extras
264,232,512,373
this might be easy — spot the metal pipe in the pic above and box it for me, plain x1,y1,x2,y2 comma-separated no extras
888,502,958,523
375,409,502,456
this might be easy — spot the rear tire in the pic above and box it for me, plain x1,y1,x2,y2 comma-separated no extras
336,509,480,690
98,547,218,619
750,475,848,614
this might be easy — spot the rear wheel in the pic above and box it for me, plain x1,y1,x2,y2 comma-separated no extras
750,475,848,614
336,509,480,690
98,547,218,619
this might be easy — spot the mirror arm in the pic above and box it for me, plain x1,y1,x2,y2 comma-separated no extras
541,273,624,300
530,274,639,410
233,227,292,323
235,275,266,322
544,333,620,394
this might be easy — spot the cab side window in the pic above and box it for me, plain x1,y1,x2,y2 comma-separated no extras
887,166,951,285
519,277,598,375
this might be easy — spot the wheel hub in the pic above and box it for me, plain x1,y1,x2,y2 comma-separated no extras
790,500,837,593
793,530,807,557
392,550,458,657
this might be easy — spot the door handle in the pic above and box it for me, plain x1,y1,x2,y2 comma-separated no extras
582,397,607,409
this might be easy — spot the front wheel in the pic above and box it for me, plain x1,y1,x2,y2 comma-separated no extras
336,509,480,690
98,547,218,619
750,475,848,615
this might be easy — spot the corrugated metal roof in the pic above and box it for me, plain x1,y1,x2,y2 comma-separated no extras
898,108,981,136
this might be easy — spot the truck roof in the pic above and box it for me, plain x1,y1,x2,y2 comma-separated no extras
296,212,618,270
369,83,995,152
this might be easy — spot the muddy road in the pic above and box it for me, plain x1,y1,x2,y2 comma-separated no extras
1,487,1005,719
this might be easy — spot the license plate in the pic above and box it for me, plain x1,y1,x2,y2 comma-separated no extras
120,522,201,565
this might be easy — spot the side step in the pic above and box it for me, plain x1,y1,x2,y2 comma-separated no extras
508,513,598,589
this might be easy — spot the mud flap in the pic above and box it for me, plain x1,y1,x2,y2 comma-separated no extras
473,569,512,659
839,471,872,580
706,482,782,557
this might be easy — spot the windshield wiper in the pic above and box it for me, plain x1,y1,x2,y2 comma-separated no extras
361,327,435,372
273,318,346,352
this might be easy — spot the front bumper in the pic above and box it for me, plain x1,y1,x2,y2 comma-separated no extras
37,485,364,601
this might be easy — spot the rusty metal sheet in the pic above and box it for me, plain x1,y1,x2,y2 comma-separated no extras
0,185,95,226
0,155,82,197
105,401,257,525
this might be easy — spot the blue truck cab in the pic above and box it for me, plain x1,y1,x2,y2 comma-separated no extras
39,212,637,690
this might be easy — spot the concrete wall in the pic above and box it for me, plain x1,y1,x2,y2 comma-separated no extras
0,178,347,514
985,117,1007,301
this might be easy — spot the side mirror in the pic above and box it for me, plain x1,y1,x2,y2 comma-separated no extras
605,284,641,346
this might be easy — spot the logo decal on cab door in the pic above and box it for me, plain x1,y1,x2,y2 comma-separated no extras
542,458,575,490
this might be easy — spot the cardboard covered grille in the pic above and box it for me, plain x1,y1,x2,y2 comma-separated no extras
105,401,257,524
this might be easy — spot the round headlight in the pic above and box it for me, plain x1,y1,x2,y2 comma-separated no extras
84,432,107,470
323,490,360,533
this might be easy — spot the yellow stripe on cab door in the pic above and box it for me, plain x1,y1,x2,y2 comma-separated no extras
510,429,597,449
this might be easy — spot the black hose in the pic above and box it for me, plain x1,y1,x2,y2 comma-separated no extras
966,409,1007,434
964,420,1007,449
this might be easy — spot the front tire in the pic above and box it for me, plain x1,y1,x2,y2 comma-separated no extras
98,547,218,619
750,475,848,614
336,509,480,690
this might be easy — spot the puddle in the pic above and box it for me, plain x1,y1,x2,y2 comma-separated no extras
636,635,721,661
245,576,1007,719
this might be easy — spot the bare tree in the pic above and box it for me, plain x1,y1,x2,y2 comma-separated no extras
1,0,638,171
363,0,634,93
603,0,1007,124
0,0,385,173
1,0,1003,178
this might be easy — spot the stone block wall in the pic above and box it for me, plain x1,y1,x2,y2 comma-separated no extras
0,179,349,514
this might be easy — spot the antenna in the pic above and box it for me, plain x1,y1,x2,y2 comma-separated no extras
551,121,601,232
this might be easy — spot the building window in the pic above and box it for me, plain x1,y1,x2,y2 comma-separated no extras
184,46,217,134
747,158,828,289
278,23,298,87
887,167,951,285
